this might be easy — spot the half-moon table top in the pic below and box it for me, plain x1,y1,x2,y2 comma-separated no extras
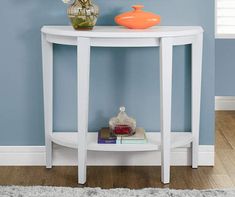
41,26,203,38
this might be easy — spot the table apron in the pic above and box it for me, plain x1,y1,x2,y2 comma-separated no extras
45,34,196,47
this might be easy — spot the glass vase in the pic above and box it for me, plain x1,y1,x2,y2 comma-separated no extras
67,0,99,30
109,107,136,136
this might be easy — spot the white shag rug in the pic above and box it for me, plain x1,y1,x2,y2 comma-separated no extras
0,186,235,197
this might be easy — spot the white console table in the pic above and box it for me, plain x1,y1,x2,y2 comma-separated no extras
41,26,203,184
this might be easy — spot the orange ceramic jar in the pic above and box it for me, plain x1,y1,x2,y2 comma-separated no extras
115,5,161,29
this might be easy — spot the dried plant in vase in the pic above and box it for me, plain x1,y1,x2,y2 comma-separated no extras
62,0,99,30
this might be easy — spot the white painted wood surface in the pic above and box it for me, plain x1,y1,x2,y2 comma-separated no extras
215,96,235,110
41,26,203,38
160,37,173,184
77,37,91,184
191,33,203,169
41,33,53,169
41,26,204,184
49,132,193,151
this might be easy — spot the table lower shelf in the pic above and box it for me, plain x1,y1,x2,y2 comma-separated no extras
49,131,193,152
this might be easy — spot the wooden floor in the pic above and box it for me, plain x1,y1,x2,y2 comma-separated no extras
0,111,235,189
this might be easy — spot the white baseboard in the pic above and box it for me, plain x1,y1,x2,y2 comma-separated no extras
0,145,214,166
215,96,235,110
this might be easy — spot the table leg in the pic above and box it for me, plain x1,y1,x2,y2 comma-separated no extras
160,37,173,184
77,37,91,184
42,33,53,169
192,33,203,168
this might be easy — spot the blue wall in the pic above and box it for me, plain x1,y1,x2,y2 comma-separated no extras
216,40,235,96
0,0,215,145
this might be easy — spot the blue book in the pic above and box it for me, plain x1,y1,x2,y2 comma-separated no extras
98,128,117,144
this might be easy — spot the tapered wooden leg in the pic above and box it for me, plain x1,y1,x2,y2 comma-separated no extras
42,33,53,168
77,37,90,184
160,37,173,184
192,33,203,168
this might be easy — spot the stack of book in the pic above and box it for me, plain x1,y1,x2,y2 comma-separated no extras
98,128,147,144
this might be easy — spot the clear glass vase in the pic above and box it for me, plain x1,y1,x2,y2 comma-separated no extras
109,107,136,136
67,0,99,30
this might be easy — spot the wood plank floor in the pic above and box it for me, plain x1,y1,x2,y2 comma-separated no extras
0,111,235,189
